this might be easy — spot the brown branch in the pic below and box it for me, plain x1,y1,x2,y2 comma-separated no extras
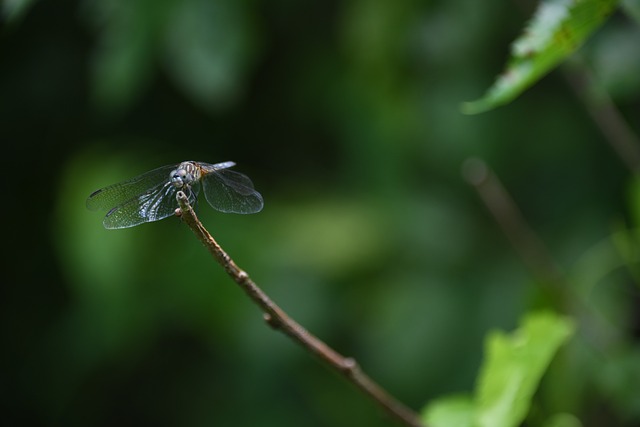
462,158,565,290
461,158,622,350
175,191,425,427
563,61,640,174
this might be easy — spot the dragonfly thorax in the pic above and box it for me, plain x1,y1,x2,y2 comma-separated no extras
170,161,200,189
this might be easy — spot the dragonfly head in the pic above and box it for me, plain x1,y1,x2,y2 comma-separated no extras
170,163,197,189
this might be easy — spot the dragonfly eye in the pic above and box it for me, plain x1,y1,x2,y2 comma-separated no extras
170,169,187,187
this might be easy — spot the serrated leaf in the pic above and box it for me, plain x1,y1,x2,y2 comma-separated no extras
462,0,618,114
475,312,575,427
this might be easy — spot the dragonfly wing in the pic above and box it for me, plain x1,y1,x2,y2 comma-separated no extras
201,168,264,214
86,165,177,212
102,182,187,229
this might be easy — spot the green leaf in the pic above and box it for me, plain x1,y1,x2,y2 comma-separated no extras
421,312,575,427
462,0,618,114
475,312,575,427
422,395,474,427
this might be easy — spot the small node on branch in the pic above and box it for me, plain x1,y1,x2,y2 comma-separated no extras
341,357,358,374
263,312,283,330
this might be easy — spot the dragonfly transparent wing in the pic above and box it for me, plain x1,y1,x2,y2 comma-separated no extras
101,182,167,229
86,165,177,212
199,164,264,214
87,164,197,229
102,183,198,229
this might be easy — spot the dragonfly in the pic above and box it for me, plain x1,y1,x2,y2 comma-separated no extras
87,161,263,229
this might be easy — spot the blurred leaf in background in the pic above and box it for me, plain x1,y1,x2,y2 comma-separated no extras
463,0,618,114
84,0,258,114
163,0,259,111
2,0,37,22
422,312,575,427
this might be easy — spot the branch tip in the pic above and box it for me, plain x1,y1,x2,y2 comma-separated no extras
462,157,488,186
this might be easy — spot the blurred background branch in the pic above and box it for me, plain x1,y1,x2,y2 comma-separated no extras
564,60,640,174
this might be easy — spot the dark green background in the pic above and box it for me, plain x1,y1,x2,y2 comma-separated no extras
2,0,639,426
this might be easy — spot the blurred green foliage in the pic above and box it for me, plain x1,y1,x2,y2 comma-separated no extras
463,0,619,114
423,312,575,427
2,1,639,427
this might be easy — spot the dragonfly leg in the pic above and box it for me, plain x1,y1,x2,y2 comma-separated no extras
184,184,200,213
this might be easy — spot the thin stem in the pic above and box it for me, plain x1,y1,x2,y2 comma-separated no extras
563,62,640,174
462,158,564,289
461,158,621,350
175,191,425,427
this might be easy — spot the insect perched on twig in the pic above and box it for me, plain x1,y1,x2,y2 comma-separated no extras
87,161,263,229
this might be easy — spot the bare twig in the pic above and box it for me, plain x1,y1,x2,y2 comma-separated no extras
462,158,565,289
175,191,425,427
462,158,621,349
564,62,640,174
